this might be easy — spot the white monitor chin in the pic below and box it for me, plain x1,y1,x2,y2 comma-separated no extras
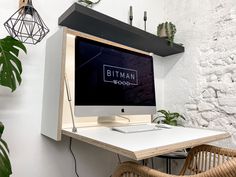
74,106,156,117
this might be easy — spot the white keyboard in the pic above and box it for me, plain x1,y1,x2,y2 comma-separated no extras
112,124,161,133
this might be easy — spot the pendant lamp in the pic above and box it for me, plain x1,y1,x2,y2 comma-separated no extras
4,0,49,45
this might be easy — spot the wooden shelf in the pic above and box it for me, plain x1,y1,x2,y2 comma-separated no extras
58,3,184,57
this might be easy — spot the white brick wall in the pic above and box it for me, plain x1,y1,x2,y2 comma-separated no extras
164,0,236,147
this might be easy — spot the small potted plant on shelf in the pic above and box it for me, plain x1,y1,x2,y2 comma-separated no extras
157,22,176,47
77,0,101,7
152,109,185,126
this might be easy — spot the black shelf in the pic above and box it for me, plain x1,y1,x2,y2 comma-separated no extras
58,3,184,57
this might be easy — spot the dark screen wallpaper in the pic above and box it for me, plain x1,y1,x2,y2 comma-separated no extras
75,36,156,106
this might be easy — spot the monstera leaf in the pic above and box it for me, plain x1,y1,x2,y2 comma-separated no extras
0,122,12,177
0,36,27,92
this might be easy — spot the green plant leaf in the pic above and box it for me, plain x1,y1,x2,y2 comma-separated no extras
0,139,9,153
0,122,4,138
157,110,168,117
157,110,185,126
163,119,177,126
0,143,12,175
85,0,93,4
0,36,27,92
0,143,11,168
0,153,11,176
169,112,180,117
0,158,11,177
180,115,186,120
0,162,9,177
0,122,12,177
152,116,165,123
170,120,177,126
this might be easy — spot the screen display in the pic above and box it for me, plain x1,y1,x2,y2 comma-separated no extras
75,37,156,106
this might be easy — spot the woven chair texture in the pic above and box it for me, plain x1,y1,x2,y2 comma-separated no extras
112,144,236,177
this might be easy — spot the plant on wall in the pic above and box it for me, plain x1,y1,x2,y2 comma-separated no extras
78,0,101,7
157,22,176,47
0,36,26,177
0,122,12,177
0,36,27,92
152,110,185,126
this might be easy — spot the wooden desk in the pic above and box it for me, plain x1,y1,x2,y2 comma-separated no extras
62,126,230,160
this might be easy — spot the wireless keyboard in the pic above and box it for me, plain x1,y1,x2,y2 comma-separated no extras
112,124,161,133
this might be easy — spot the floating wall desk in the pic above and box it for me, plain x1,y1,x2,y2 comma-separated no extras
41,27,152,141
62,126,230,160
41,28,229,160
58,3,184,57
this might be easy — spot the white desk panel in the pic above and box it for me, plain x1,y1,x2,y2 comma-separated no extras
62,126,230,160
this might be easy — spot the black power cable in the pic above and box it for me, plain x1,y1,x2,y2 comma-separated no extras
70,137,113,177
69,138,80,177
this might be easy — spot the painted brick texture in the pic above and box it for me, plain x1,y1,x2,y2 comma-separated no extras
164,0,236,146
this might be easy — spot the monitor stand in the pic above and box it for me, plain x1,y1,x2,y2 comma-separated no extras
97,116,116,123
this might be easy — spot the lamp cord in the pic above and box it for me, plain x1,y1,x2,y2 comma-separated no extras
69,138,80,177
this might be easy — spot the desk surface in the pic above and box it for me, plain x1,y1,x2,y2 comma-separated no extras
62,126,230,160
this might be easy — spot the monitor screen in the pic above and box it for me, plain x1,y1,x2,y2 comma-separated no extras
74,36,156,116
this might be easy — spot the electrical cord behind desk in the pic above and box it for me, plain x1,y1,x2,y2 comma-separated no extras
70,137,114,177
69,138,80,177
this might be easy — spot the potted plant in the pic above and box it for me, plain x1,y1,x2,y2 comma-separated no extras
152,109,185,126
77,0,101,7
0,36,27,177
157,22,176,46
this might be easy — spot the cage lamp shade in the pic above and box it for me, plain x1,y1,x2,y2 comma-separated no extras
4,0,49,45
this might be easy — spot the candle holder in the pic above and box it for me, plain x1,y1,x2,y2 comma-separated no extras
129,6,133,26
144,11,147,31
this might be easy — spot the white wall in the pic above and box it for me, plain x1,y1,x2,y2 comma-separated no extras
163,0,236,147
0,1,165,177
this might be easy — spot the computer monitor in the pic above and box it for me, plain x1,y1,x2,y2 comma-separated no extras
74,36,156,117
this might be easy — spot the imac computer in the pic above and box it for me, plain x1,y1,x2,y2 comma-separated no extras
74,36,156,117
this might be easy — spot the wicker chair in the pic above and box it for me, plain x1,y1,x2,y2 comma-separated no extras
112,144,236,177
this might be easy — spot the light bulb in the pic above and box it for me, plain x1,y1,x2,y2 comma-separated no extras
24,14,33,27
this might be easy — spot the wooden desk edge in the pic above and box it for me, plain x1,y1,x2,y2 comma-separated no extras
62,129,230,161
135,132,231,160
62,129,137,160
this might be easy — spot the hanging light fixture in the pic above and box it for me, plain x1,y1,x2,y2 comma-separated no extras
4,0,49,45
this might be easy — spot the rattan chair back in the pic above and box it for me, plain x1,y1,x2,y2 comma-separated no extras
112,144,236,177
179,144,236,175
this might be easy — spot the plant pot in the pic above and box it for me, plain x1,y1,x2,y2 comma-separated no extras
157,22,176,46
157,23,172,38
